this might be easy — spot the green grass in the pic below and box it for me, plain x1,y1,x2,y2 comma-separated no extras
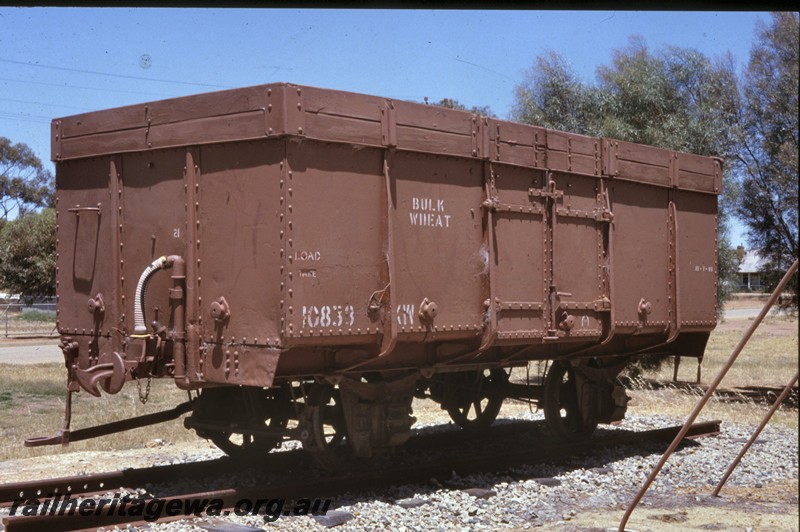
16,310,56,322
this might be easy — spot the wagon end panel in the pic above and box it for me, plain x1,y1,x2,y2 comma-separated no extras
674,189,718,331
56,157,119,357
194,140,285,386
119,149,187,337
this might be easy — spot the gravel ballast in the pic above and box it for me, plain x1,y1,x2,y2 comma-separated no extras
4,409,795,531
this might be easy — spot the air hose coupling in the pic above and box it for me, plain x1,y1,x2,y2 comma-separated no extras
133,255,182,334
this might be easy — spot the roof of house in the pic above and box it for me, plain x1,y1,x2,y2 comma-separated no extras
738,251,769,274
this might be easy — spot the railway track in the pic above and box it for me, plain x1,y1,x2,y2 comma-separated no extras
0,420,720,531
622,377,799,408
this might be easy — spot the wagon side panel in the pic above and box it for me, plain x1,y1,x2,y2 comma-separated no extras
550,171,607,339
489,164,548,340
608,180,671,332
284,141,386,346
390,152,486,340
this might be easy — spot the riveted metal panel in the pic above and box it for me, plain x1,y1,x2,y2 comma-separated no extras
550,171,605,338
674,189,718,327
196,140,285,347
119,149,186,333
282,141,386,344
55,157,117,338
546,131,601,177
608,181,671,329
389,152,485,338
489,165,548,339
486,119,546,168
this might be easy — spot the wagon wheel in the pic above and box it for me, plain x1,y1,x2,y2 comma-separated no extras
301,383,348,471
199,387,290,458
446,368,507,430
543,361,597,441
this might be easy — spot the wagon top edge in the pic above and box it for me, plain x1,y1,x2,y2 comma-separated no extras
51,81,722,194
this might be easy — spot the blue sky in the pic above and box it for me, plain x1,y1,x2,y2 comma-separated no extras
0,8,772,245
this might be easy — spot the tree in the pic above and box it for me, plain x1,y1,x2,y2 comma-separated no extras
733,13,798,293
428,97,495,117
512,38,742,312
0,208,56,299
513,50,605,136
0,137,54,222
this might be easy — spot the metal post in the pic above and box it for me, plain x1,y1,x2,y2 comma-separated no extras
618,258,798,532
711,371,798,496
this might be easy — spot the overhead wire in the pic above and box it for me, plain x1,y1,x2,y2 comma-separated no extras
0,58,233,89
0,98,92,112
0,112,52,124
0,76,176,98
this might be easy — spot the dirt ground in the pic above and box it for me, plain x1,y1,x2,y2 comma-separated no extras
566,478,799,531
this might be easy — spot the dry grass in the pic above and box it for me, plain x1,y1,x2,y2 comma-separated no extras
723,294,770,310
633,314,798,431
650,315,798,388
628,388,798,431
0,363,197,461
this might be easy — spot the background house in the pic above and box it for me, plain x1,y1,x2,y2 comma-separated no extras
736,247,769,291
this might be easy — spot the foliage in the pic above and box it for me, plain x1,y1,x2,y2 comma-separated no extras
513,50,605,136
429,97,495,117
0,137,53,222
733,13,798,299
512,37,741,315
0,208,56,299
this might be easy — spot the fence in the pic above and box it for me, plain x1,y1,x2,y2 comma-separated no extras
2,301,58,338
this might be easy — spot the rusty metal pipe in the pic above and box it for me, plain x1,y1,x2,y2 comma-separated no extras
168,255,187,384
618,258,798,532
711,371,798,497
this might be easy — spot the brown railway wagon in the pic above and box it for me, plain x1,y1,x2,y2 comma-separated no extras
30,82,721,464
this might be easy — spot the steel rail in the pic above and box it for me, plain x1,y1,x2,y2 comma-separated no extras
2,420,720,531
0,455,242,508
618,258,799,532
620,377,799,407
0,420,532,507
